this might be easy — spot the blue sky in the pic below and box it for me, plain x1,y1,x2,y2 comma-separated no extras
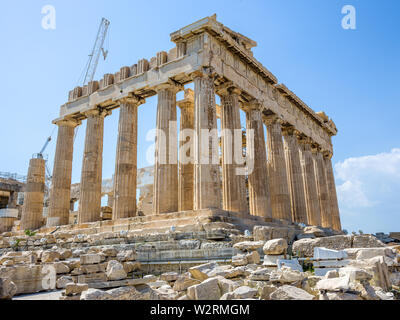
0,1,399,233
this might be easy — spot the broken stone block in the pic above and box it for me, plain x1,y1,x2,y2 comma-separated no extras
41,251,61,263
303,226,326,237
319,292,362,300
106,260,127,281
270,285,314,300
313,247,348,260
0,277,17,300
232,254,248,266
246,251,260,264
173,274,201,292
248,268,271,281
188,262,218,281
263,254,285,267
270,267,305,284
277,259,303,272
123,261,141,273
160,272,179,282
116,250,136,262
80,254,101,265
233,241,264,252
80,288,112,300
187,277,221,300
106,286,143,300
56,276,73,289
324,270,339,279
352,235,385,248
53,262,70,274
232,286,258,299
217,276,239,295
338,267,373,282
259,284,278,300
65,283,89,296
263,238,288,255
315,276,351,292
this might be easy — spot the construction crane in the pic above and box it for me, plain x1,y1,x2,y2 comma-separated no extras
75,18,110,142
82,18,110,86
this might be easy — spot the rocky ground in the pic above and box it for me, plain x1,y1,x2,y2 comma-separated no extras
0,224,399,301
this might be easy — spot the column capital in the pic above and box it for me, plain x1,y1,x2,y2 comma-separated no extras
322,150,333,159
53,117,81,128
281,125,296,136
311,143,322,154
263,114,283,126
244,98,262,111
117,94,145,106
190,66,216,80
177,89,194,109
154,78,184,93
83,108,111,118
215,82,241,97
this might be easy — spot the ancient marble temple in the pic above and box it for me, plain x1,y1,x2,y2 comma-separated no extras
17,15,341,233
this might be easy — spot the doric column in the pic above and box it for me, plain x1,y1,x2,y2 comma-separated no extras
78,108,109,224
312,145,332,228
153,83,180,214
298,137,321,226
177,89,195,211
112,96,144,220
218,87,247,214
282,127,308,224
264,115,292,221
193,68,222,210
47,118,80,227
246,103,272,218
20,157,46,231
324,152,342,231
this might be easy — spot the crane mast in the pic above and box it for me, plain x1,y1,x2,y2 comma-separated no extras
83,18,110,86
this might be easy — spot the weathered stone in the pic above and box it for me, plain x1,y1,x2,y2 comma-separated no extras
80,288,112,300
53,262,70,274
338,267,373,282
0,277,17,300
270,285,314,300
160,272,179,282
249,268,271,281
116,250,136,262
303,226,326,237
263,254,285,267
233,241,264,252
123,261,141,273
277,259,303,272
41,251,61,263
232,286,258,299
324,270,339,279
106,260,127,281
263,238,288,255
313,247,348,260
80,254,101,265
187,277,221,300
246,251,260,264
173,274,201,292
270,267,305,283
315,276,351,292
106,286,143,300
232,254,248,266
352,235,385,248
65,283,89,296
292,235,352,257
319,292,362,300
217,277,239,295
188,262,217,281
259,284,278,300
56,276,73,289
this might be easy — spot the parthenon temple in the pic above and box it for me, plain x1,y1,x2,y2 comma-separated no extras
5,15,341,235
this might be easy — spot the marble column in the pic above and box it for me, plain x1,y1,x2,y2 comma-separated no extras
193,69,222,210
20,157,46,231
312,146,332,228
246,103,272,218
153,84,179,214
113,96,144,220
78,109,109,224
324,152,342,231
282,127,308,224
177,89,195,211
219,87,247,214
47,118,80,227
265,115,292,221
298,137,321,226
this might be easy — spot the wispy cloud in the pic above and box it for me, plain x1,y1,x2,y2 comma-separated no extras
334,148,400,233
